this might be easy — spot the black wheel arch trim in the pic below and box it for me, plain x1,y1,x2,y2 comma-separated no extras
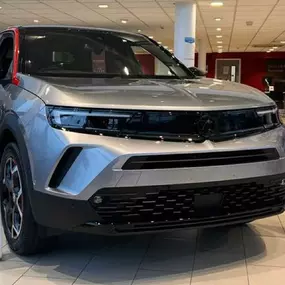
0,112,34,202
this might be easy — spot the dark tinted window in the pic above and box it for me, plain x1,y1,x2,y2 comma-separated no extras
0,37,13,79
23,28,194,79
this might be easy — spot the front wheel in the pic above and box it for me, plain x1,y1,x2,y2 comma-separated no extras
0,142,53,255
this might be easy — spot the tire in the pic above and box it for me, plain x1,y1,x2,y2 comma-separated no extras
0,142,55,255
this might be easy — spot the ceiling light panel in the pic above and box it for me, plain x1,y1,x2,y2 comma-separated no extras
210,2,224,7
98,4,109,9
1,0,283,53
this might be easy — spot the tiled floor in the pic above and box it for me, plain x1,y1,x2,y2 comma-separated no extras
1,213,285,285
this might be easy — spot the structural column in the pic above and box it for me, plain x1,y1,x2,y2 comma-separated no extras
198,38,207,72
174,1,196,67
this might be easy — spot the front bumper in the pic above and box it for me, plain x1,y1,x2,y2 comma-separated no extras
26,120,285,233
26,123,285,200
31,173,285,234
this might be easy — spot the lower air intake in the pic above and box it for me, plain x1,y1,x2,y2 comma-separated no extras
91,175,285,225
122,148,279,170
49,147,82,188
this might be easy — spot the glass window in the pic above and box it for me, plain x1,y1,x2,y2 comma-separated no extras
0,36,13,80
23,28,195,79
131,46,174,77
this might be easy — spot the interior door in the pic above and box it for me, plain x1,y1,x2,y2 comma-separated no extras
215,59,241,83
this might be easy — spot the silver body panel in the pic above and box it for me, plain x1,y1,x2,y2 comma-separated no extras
31,125,285,201
1,73,284,203
18,74,273,111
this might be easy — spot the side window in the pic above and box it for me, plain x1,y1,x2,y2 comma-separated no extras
0,35,14,80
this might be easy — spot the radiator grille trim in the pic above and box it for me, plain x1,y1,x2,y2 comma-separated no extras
122,148,280,170
91,175,285,226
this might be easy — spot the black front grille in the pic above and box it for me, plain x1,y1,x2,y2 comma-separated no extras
49,106,280,143
91,175,285,226
122,148,279,170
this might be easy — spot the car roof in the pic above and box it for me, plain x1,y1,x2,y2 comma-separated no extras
4,25,142,38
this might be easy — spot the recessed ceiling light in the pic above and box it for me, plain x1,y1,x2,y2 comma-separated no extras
215,17,222,21
158,41,162,44
281,41,285,44
164,46,168,49
218,49,223,53
149,36,153,39
34,19,39,23
267,50,271,53
217,41,223,44
169,49,173,52
216,28,222,31
98,4,108,8
217,45,223,48
138,29,141,33
273,46,278,49
121,19,128,24
0,7,2,9
211,1,224,7
216,35,223,38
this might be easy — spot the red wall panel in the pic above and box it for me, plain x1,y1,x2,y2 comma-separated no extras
136,54,155,75
207,52,285,91
135,52,285,92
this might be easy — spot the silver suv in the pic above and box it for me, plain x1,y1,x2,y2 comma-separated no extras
0,26,284,255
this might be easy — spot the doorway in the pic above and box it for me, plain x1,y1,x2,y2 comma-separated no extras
215,59,241,83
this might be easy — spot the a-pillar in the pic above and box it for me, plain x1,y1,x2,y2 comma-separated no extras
198,38,207,72
174,1,196,67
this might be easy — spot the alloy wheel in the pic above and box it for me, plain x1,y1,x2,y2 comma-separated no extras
2,157,23,239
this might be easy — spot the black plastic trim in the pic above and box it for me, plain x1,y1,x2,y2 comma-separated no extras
122,148,280,170
31,190,98,230
113,207,284,233
31,173,285,234
0,113,34,199
45,105,280,143
91,173,285,227
49,147,82,188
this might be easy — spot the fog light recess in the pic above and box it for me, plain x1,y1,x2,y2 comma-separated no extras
93,196,103,204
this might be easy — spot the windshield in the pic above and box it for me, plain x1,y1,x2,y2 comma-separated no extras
23,28,195,79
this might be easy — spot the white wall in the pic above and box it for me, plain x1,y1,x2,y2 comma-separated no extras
155,58,170,75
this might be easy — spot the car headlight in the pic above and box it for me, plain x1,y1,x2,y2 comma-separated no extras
256,106,281,129
46,106,133,134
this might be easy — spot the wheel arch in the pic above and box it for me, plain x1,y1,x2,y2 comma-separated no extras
0,128,17,152
0,114,34,199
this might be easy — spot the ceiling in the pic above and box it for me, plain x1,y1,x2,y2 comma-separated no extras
1,0,285,53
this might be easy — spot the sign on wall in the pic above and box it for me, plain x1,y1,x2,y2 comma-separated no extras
184,37,195,44
266,59,285,73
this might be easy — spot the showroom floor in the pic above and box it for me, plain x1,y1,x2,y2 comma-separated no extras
1,212,285,285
